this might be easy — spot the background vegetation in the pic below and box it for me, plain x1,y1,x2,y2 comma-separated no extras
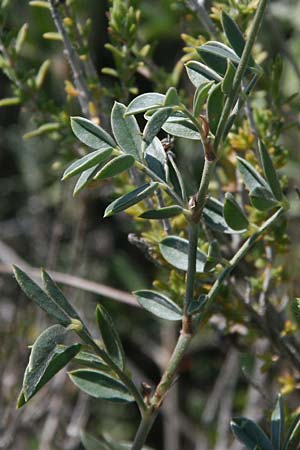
1,1,300,449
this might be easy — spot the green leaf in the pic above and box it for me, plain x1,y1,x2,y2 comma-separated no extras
93,155,135,180
203,197,243,234
283,413,300,450
73,166,98,196
198,41,240,76
133,290,182,321
271,394,284,450
164,87,180,106
231,417,273,450
221,11,255,66
111,102,142,160
159,236,207,272
250,186,279,211
23,325,66,401
62,148,113,180
224,192,249,231
71,117,116,149
96,305,125,370
207,83,224,135
143,107,173,145
193,81,214,116
237,156,268,192
18,342,80,407
68,369,134,402
13,266,70,326
104,182,158,217
222,60,236,94
41,269,82,321
139,205,183,220
145,137,167,181
185,60,222,87
162,113,201,140
258,140,283,201
125,93,165,115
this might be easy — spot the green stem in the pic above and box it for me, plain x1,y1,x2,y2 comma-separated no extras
184,222,198,312
79,330,147,415
213,0,269,153
203,207,284,313
193,158,216,222
131,411,158,450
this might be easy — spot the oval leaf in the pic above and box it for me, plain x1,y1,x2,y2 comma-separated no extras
134,290,182,321
143,107,173,145
207,83,224,135
258,140,283,201
145,137,167,181
23,324,66,401
159,236,207,273
71,117,116,149
139,205,183,220
125,93,165,116
237,156,268,191
104,182,159,217
231,417,273,450
224,192,249,231
203,197,243,234
73,165,99,196
62,148,113,180
18,342,81,407
193,81,214,116
69,369,133,402
250,186,279,211
13,266,70,326
164,87,180,106
162,113,201,140
111,102,142,160
185,60,222,87
93,154,135,180
198,41,240,76
96,305,125,370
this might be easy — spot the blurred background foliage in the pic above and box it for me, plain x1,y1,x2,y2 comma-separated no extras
1,1,300,450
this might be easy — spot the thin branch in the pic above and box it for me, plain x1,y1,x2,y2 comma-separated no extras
48,0,92,118
185,0,218,38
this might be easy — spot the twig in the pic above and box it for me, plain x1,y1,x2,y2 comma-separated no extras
48,0,92,118
185,0,218,38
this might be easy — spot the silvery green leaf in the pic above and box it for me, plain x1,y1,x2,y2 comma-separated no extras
111,102,142,160
13,266,70,326
71,117,116,149
145,137,166,181
73,166,99,196
159,236,207,272
198,41,240,76
104,183,159,217
96,305,125,370
139,205,183,220
231,417,273,450
93,155,135,180
271,394,284,450
17,341,80,407
222,60,236,94
193,81,214,116
125,93,165,116
207,82,224,135
69,369,133,402
62,148,113,180
23,325,66,400
237,156,268,192
224,192,249,231
185,60,222,87
134,290,182,321
203,197,243,234
164,87,180,106
162,113,201,140
143,107,173,145
250,186,279,211
258,140,283,201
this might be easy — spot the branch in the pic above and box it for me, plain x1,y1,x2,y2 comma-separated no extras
48,0,92,118
185,0,218,38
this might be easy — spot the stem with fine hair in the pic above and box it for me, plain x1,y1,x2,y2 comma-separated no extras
213,0,269,153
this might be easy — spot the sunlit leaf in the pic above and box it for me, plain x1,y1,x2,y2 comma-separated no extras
71,117,116,149
62,148,113,180
111,102,142,160
159,236,207,272
125,93,165,115
134,290,182,321
93,155,135,180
